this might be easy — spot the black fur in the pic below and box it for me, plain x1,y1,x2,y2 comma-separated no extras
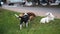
19,15,29,25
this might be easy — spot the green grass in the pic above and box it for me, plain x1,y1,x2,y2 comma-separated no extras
0,8,60,34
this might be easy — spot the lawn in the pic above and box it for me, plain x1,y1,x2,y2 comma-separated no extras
0,8,60,34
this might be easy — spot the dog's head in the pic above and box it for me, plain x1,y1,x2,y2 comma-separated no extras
45,12,50,16
27,12,36,17
24,13,28,15
45,12,54,18
27,12,36,20
19,13,24,17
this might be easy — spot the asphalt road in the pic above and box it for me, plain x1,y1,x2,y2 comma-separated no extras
2,5,60,18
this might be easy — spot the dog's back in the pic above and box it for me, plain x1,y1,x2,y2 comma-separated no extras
22,15,29,21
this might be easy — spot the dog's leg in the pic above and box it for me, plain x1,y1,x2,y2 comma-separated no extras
28,20,30,23
40,18,46,23
26,22,28,27
20,24,22,30
46,19,49,23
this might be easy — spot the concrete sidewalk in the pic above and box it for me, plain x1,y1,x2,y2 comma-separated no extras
2,5,60,18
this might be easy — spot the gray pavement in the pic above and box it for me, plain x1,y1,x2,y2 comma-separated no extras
2,5,60,18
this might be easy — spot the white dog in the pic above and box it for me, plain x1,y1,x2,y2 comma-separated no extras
40,16,51,23
40,12,55,23
45,12,55,20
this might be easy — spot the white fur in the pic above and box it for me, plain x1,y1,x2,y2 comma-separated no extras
40,12,55,23
40,17,50,23
20,24,22,30
49,13,55,20
26,22,28,27
20,22,28,30
45,12,55,20
24,13,28,15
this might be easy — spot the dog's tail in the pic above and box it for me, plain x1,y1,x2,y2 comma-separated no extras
14,14,19,18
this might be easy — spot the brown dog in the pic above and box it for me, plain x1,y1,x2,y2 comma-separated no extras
27,12,36,20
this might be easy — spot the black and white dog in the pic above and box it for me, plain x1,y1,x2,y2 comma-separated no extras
15,13,29,29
